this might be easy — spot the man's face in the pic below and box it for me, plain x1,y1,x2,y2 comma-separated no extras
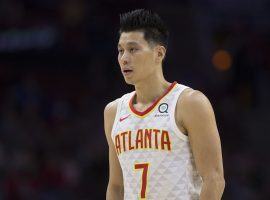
118,31,158,85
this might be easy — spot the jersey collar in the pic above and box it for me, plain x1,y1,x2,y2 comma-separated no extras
129,81,177,117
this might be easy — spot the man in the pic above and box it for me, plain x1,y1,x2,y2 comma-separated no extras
104,9,225,200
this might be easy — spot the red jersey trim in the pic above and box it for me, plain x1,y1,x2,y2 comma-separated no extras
129,81,177,117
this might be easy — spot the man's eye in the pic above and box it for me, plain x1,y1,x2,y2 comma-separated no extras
118,49,124,53
130,48,137,53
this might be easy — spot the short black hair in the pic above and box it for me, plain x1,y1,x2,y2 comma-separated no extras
119,9,169,48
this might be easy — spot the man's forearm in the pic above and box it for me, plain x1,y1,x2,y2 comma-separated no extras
199,177,225,200
106,184,124,200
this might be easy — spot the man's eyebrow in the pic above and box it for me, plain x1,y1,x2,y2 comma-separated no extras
118,41,140,47
126,42,140,46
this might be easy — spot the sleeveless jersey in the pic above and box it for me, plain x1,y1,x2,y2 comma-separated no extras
111,82,202,200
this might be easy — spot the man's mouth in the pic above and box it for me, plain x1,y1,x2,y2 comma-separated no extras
123,69,133,75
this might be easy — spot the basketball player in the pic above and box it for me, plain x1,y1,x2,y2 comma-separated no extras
104,9,225,200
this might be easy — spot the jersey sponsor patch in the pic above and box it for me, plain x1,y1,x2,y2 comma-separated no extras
158,103,168,113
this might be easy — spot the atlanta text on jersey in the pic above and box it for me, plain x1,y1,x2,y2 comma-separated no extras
114,128,171,155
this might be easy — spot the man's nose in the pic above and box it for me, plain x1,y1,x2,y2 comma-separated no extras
120,52,130,65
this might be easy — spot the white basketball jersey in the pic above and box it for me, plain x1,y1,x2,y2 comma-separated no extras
111,82,202,200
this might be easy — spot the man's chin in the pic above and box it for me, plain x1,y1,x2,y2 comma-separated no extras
123,77,135,85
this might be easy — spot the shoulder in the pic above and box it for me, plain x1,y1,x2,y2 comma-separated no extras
178,89,211,109
104,92,134,122
176,88,214,125
104,98,120,122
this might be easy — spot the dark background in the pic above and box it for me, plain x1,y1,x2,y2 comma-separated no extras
0,0,270,199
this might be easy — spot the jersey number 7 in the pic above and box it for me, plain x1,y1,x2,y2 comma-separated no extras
134,163,149,199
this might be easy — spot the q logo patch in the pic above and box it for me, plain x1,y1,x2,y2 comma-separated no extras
158,103,168,113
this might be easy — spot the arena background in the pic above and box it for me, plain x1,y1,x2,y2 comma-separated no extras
0,0,269,199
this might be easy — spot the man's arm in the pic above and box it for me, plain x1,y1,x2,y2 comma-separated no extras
104,100,124,200
177,89,225,200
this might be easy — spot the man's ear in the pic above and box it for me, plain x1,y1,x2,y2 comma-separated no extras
155,45,166,63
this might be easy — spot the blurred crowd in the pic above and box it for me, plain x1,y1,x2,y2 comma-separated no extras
0,0,270,199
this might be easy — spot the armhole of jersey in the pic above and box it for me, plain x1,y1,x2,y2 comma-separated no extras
170,85,189,141
111,97,123,139
110,92,133,138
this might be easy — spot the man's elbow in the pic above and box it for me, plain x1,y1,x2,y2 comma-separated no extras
107,182,124,191
202,171,225,191
106,182,124,200
214,176,225,192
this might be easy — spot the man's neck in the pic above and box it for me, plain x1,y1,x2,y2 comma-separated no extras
134,75,171,105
